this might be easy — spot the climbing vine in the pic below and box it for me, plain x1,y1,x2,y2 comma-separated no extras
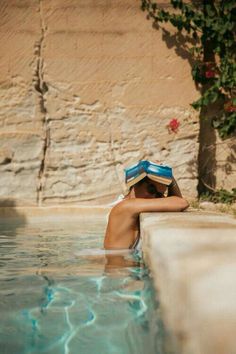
141,0,236,138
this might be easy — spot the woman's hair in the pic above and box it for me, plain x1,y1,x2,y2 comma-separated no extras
126,177,182,198
135,176,149,186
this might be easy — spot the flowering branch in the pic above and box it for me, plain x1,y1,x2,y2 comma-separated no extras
141,0,236,138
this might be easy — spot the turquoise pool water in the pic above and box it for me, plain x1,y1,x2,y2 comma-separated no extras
0,217,166,354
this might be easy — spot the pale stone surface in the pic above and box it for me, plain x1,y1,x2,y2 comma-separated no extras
141,211,236,354
0,0,234,205
197,201,236,216
0,132,43,204
215,135,236,191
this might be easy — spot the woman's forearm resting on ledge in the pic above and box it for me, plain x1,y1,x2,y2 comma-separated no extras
111,196,189,215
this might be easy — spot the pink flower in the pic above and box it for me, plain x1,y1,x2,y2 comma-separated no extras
224,101,236,113
167,118,180,133
205,70,215,78
203,62,217,79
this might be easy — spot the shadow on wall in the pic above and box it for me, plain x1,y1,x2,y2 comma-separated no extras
147,13,218,194
197,104,217,193
159,27,196,67
0,199,27,236
226,142,236,173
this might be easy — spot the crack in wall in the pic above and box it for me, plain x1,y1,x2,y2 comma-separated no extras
107,111,125,195
35,0,49,206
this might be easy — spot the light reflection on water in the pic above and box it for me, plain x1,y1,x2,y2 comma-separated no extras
0,218,167,354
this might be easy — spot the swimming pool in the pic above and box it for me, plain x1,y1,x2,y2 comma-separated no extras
0,216,166,354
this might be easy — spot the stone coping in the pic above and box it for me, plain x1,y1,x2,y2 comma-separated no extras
140,210,236,354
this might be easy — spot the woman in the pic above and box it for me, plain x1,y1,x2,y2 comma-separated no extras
104,173,189,250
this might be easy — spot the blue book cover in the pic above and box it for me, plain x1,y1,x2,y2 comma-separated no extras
125,160,173,187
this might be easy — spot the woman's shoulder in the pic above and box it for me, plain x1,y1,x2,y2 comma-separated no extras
108,194,125,207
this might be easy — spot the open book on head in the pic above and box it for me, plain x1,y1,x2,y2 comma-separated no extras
125,160,173,188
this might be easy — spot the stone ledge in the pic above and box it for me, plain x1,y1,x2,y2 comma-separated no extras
140,210,236,354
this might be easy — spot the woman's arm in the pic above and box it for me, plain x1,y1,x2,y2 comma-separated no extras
104,196,189,249
118,196,189,216
167,177,182,197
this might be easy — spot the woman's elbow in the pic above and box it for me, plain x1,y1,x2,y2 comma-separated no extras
180,198,189,211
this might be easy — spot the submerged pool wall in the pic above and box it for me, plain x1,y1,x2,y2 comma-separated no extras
141,211,236,354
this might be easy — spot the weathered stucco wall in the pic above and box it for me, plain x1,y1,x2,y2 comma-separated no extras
0,0,233,206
